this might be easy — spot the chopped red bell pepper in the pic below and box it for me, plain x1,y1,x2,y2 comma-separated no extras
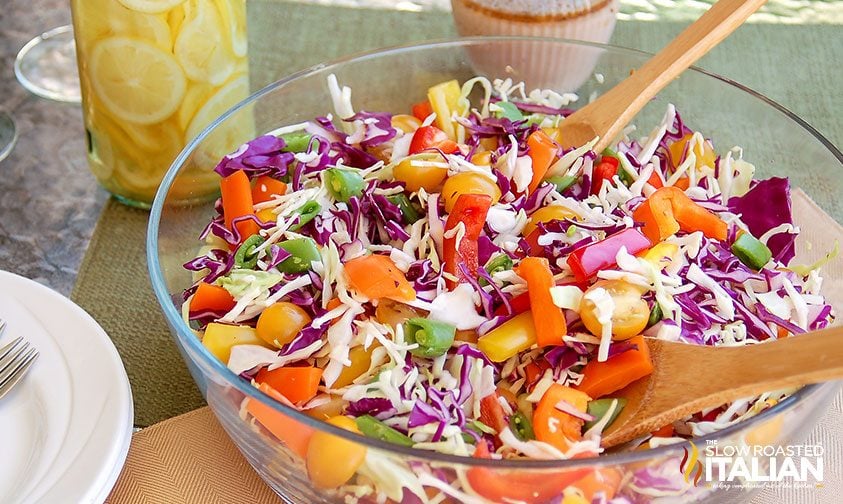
493,291,531,316
567,228,652,282
479,393,508,434
411,100,433,121
591,157,620,195
524,360,551,390
466,442,591,504
409,125,459,155
523,228,544,257
443,194,492,289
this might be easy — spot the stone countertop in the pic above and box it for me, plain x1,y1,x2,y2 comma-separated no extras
0,0,107,295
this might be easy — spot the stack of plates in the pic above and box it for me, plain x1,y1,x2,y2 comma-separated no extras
0,271,133,503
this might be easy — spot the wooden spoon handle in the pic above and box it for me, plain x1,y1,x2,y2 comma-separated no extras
697,326,843,401
587,0,767,150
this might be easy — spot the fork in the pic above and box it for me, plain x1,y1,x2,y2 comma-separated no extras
0,319,39,400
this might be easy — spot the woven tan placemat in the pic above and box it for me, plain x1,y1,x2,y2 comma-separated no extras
104,407,280,504
70,200,206,427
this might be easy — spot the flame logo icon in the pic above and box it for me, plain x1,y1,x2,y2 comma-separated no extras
680,441,704,486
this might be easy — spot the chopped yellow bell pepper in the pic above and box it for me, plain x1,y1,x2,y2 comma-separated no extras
427,79,461,140
640,242,680,270
202,322,270,363
477,311,537,362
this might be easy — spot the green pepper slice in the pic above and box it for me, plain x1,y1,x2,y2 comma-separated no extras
280,132,312,153
403,318,456,358
509,411,535,441
289,200,321,231
602,147,634,186
480,254,513,286
356,415,414,447
388,193,421,224
325,168,366,202
276,237,321,274
546,175,578,193
731,232,772,270
234,235,265,269
485,254,513,275
494,101,524,122
583,398,627,432
647,303,663,328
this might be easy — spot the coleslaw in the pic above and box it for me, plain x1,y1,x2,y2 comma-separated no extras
182,74,833,503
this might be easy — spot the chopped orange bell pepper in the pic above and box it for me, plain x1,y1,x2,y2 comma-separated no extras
519,257,566,346
344,254,416,302
533,384,591,453
634,186,727,242
527,129,558,193
246,383,314,458
576,335,653,398
220,169,260,245
255,366,323,404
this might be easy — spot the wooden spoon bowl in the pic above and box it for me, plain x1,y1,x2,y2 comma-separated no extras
600,327,843,448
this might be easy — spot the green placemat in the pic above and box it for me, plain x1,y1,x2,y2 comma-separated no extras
71,2,842,427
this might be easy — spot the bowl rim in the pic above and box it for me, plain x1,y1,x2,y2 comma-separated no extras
148,36,842,469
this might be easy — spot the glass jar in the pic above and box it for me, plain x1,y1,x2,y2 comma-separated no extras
70,0,253,207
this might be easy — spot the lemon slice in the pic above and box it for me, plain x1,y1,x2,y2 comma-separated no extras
177,80,215,131
186,74,254,167
72,0,171,52
174,0,236,85
117,0,186,14
90,37,187,125
214,0,247,58
167,2,188,49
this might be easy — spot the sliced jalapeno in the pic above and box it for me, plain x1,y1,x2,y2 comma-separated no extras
276,237,321,273
546,175,578,193
234,234,265,269
509,411,535,441
325,168,366,202
280,132,312,153
403,318,456,358
356,415,414,447
583,398,627,432
388,193,421,224
289,200,321,231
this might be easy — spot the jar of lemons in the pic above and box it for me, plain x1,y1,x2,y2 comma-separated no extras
71,0,253,207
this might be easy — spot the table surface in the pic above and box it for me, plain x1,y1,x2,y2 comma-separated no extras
1,1,842,502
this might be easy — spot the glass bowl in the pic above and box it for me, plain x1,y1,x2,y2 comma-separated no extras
147,38,842,503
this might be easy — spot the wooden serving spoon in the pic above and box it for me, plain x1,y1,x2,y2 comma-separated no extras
557,0,767,152
600,326,843,448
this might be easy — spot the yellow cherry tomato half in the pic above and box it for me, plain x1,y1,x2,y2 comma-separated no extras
332,345,374,388
391,114,422,134
470,150,492,166
579,280,649,341
441,171,501,213
304,395,346,421
522,205,580,237
306,415,367,489
393,153,449,193
256,302,312,348
374,299,423,329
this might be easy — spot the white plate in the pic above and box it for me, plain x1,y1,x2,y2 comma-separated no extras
0,271,133,504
